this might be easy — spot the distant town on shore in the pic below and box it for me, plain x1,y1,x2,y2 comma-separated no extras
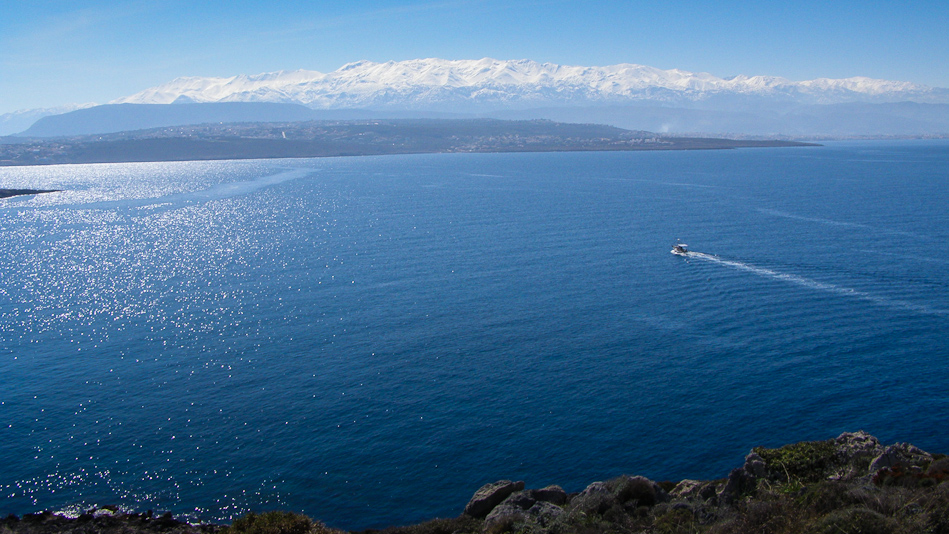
0,118,814,167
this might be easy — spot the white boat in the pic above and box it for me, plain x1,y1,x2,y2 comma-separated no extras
671,242,689,256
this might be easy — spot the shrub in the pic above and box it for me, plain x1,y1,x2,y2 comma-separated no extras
482,515,518,534
928,503,949,534
397,516,481,534
753,439,837,483
652,508,700,534
613,476,657,506
812,507,896,534
796,481,859,514
226,511,332,534
361,516,482,534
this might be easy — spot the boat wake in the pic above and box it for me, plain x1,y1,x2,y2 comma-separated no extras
685,251,948,318
757,208,926,239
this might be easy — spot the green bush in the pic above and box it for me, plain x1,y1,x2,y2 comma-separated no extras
613,477,656,506
353,516,483,534
226,511,332,534
652,508,701,534
812,507,896,534
796,481,859,514
753,439,837,483
379,516,482,534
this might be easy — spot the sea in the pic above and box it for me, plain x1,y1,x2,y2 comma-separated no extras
1,140,947,530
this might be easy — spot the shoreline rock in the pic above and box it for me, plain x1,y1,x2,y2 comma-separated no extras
0,188,61,199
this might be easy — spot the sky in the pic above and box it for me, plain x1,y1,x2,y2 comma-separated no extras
2,0,948,113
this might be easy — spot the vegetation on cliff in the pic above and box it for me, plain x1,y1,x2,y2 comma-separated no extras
2,432,946,534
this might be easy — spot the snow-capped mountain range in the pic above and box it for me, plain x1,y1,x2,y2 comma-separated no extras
6,59,949,138
112,58,948,110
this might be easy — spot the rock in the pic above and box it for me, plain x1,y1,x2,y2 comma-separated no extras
463,480,525,518
483,499,564,531
717,451,772,503
743,452,768,478
869,443,933,474
570,481,615,514
670,479,719,501
829,431,885,480
501,491,536,510
719,466,758,504
92,507,118,518
526,501,563,527
835,431,883,458
483,501,527,529
670,479,704,498
530,485,567,505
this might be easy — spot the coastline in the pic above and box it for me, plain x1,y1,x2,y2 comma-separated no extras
3,432,945,534
0,119,817,167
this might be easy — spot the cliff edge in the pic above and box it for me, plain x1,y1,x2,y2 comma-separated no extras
3,432,946,534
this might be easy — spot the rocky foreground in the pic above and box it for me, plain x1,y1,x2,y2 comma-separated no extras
2,432,947,534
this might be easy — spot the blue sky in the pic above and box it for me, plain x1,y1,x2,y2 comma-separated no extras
2,0,947,112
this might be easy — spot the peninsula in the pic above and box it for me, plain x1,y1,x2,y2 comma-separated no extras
0,119,814,167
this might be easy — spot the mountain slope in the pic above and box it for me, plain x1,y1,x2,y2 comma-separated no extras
491,102,949,137
0,104,96,136
19,102,346,137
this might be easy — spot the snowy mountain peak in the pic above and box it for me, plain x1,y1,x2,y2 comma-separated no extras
111,58,947,110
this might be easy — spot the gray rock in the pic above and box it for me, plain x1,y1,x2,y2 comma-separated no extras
869,443,933,473
670,479,704,499
483,499,564,531
835,431,883,458
825,431,886,480
570,481,615,514
743,452,768,478
719,466,757,504
670,479,718,501
530,485,567,505
483,501,527,529
835,431,885,465
463,480,525,518
501,490,536,510
716,451,771,504
527,501,563,527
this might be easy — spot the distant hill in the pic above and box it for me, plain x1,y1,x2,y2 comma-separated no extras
14,101,949,140
0,104,96,136
489,102,949,137
17,102,418,138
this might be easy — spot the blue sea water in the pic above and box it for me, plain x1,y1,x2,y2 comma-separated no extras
0,141,947,529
